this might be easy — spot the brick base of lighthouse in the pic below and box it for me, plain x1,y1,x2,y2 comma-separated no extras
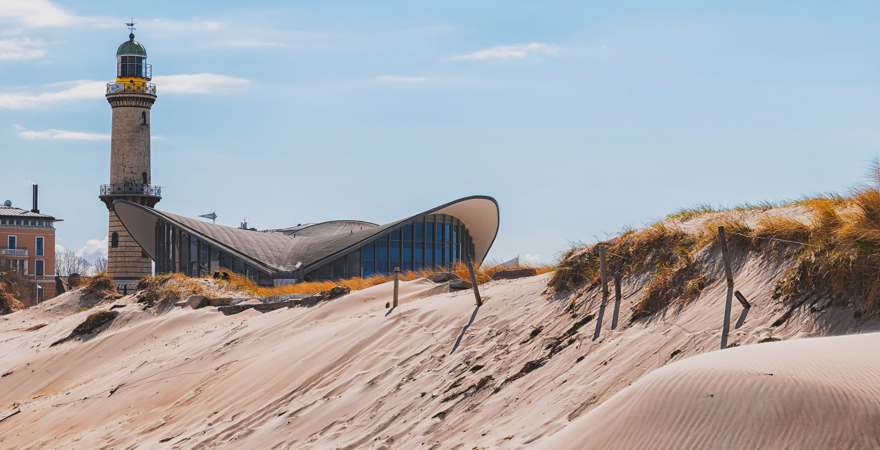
107,208,152,289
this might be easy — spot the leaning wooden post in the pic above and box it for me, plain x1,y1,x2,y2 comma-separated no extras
611,271,622,330
719,226,735,349
393,267,400,308
465,248,483,307
593,244,609,341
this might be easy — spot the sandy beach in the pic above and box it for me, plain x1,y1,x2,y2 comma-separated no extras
2,251,879,449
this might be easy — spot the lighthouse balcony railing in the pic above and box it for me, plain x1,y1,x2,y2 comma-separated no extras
100,184,162,197
106,82,157,96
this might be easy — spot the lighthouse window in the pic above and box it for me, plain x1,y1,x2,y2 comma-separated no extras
119,56,144,77
141,111,148,125
111,232,119,248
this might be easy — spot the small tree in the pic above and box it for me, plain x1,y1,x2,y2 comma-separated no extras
93,257,109,274
57,249,91,276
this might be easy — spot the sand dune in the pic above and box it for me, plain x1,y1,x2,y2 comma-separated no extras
2,253,879,449
541,332,880,449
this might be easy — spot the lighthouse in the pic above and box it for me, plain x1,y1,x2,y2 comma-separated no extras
99,24,160,288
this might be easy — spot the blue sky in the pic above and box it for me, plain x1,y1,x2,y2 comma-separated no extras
2,0,878,264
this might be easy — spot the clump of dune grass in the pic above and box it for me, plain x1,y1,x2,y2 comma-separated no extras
622,224,711,321
666,204,717,222
697,216,754,250
0,291,24,315
137,273,209,310
666,195,845,223
634,262,708,321
224,273,394,298
550,223,710,320
82,273,117,297
753,216,812,247
550,223,702,294
610,223,698,275
548,245,602,292
0,271,28,312
776,187,880,309
224,267,462,298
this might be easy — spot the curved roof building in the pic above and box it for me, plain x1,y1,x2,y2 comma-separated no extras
113,196,499,285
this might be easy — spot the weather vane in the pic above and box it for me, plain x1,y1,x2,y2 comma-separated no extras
125,18,136,34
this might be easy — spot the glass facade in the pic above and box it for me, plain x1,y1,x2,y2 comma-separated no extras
154,219,268,285
306,214,475,281
151,213,477,285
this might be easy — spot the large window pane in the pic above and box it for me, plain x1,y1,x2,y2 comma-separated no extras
414,243,423,271
403,239,413,271
435,241,444,268
414,218,424,241
425,221,435,268
452,222,459,263
347,250,361,278
435,216,444,242
332,258,346,279
375,236,388,274
390,230,401,271
446,240,452,267
362,242,375,276
425,241,434,269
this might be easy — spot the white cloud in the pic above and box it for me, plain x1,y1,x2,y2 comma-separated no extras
374,75,431,84
0,74,249,109
0,38,47,60
0,80,103,109
77,237,108,263
0,0,76,28
0,1,222,31
453,42,560,61
153,73,250,94
13,124,109,141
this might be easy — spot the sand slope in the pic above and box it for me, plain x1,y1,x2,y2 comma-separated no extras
1,258,879,449
541,332,880,450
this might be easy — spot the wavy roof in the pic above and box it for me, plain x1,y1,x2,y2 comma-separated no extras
114,196,500,277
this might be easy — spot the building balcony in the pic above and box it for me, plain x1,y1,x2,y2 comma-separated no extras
106,82,157,96
100,184,162,198
0,248,28,258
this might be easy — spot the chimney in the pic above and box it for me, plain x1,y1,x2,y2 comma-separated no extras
31,184,39,213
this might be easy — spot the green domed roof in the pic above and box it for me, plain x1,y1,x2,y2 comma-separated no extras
117,33,147,56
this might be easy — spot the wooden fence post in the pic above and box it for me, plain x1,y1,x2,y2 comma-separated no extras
719,226,735,349
593,244,609,341
611,271,622,330
393,267,400,308
465,246,483,307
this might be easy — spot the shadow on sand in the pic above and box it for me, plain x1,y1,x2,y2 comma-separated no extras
451,305,482,354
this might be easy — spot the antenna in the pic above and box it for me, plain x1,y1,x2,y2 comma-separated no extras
126,18,136,39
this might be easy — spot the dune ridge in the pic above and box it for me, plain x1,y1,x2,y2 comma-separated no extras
2,205,880,448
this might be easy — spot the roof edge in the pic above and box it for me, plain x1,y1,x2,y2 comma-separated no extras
299,195,501,274
113,200,280,275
